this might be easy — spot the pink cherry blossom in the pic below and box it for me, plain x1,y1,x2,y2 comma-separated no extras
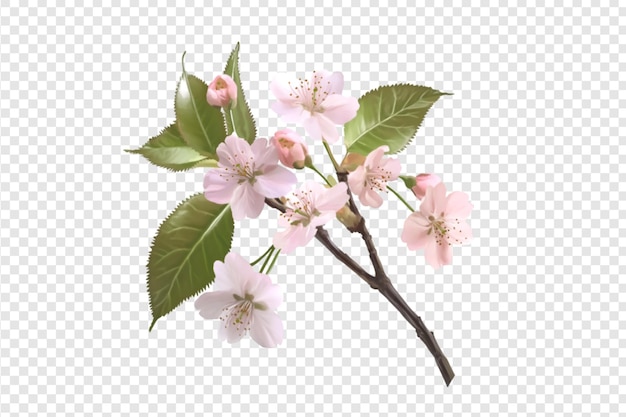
195,252,284,348
270,70,359,143
206,74,237,107
270,128,309,169
412,173,442,200
401,182,473,269
347,145,401,208
273,181,349,253
204,135,297,220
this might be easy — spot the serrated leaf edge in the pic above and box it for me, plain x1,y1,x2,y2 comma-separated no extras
147,194,233,331
346,83,451,155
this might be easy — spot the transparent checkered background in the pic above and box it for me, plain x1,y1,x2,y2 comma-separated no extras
1,2,624,416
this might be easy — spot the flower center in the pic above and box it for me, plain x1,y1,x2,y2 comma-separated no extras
281,189,320,226
220,297,257,337
428,214,449,246
287,71,332,113
366,165,394,191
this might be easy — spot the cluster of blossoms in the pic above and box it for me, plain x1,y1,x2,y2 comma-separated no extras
196,70,472,347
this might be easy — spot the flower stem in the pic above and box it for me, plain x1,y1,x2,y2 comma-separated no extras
259,246,275,273
387,186,416,212
251,245,274,267
307,165,332,186
322,139,340,171
265,249,281,274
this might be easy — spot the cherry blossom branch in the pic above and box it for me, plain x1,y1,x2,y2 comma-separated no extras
335,171,455,386
265,197,455,385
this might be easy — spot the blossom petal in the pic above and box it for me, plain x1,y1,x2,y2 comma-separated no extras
251,275,283,311
203,169,237,204
420,182,447,217
270,75,298,102
194,291,236,319
217,135,253,166
325,71,345,94
250,137,274,164
445,219,473,246
273,224,311,254
401,213,432,250
424,237,452,269
360,187,384,208
364,145,388,168
253,166,297,198
445,191,473,219
212,259,232,291
302,114,323,142
226,252,259,292
317,115,341,143
271,101,306,123
347,166,367,195
381,157,401,181
250,310,284,348
230,183,265,220
322,94,359,124
315,183,349,212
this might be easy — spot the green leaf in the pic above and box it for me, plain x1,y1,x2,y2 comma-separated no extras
126,123,215,171
147,194,234,331
223,42,257,143
344,84,450,155
400,175,417,190
175,54,226,157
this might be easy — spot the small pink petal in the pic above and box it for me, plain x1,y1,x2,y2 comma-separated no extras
270,76,297,102
253,166,297,198
203,170,237,204
230,183,264,220
316,115,340,143
222,252,254,294
302,114,323,142
273,225,308,254
325,71,345,94
364,146,388,168
445,219,473,245
360,187,383,208
423,238,452,269
382,158,402,180
314,183,349,212
250,276,283,311
271,101,305,123
420,183,447,217
250,310,284,348
445,191,473,219
347,166,367,195
322,94,360,124
195,291,236,319
401,213,431,250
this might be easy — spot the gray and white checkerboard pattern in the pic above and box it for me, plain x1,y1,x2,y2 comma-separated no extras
1,2,624,416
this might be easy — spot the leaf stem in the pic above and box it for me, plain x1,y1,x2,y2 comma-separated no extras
225,104,236,136
251,245,274,267
387,186,416,212
322,139,341,171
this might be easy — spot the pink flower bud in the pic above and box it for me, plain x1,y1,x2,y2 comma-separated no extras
411,173,442,200
206,74,237,107
270,129,309,169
